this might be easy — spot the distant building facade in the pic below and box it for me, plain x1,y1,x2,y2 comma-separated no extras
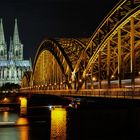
0,19,32,86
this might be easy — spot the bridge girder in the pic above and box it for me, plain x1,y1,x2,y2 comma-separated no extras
78,0,140,89
22,0,140,91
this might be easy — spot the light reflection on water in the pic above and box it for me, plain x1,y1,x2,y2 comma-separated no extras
18,126,29,140
0,107,67,140
50,108,66,140
3,111,8,122
0,105,138,140
0,111,29,140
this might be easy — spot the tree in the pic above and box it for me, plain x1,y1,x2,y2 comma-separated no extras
0,83,21,91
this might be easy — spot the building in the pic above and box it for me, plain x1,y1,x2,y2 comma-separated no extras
0,19,32,86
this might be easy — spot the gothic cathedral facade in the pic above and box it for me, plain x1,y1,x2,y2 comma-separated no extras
0,19,32,87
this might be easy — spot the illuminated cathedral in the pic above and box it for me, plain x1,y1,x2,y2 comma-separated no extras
0,19,32,86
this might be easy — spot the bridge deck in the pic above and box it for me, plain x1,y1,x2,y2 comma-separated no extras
19,88,140,100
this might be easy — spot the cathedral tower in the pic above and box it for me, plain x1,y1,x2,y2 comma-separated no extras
0,18,32,87
0,19,7,60
12,19,23,60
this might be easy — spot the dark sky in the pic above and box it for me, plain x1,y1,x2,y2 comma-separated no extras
0,0,120,61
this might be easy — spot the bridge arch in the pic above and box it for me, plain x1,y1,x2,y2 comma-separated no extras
77,0,140,89
20,0,140,98
32,38,88,90
21,71,32,88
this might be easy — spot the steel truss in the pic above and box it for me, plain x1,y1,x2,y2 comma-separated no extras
22,0,140,91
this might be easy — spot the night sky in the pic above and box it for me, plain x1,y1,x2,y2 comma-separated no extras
0,0,120,61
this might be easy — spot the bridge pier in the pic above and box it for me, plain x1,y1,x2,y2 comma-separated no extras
19,97,27,116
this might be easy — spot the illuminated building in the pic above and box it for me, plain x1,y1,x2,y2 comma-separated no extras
0,19,32,86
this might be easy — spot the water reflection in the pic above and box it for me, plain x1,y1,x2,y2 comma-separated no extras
0,111,29,140
18,126,29,140
3,111,8,122
0,127,19,140
0,111,18,123
51,107,66,140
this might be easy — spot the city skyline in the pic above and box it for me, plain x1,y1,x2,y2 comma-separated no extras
0,0,119,61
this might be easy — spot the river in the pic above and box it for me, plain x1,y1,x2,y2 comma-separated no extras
0,101,140,140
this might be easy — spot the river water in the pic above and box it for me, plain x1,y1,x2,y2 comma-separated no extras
0,102,140,140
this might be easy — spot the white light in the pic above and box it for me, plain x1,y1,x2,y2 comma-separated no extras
48,105,52,110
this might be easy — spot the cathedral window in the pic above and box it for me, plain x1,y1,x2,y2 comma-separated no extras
7,70,9,78
1,50,3,56
16,50,18,56
2,69,4,79
11,69,14,78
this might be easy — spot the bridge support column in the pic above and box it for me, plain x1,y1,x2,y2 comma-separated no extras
107,40,111,88
118,28,122,88
98,51,101,89
20,97,27,116
91,65,94,89
130,17,135,86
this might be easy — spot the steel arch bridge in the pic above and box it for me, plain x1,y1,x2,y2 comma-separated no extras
21,0,140,96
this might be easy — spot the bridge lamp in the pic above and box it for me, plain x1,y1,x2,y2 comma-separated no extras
3,97,9,103
111,75,115,79
92,76,96,82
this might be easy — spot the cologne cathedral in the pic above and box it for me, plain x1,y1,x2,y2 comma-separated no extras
0,19,32,86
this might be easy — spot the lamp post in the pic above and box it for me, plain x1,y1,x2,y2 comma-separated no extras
92,76,96,89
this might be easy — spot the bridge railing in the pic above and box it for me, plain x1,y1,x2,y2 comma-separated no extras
19,87,140,99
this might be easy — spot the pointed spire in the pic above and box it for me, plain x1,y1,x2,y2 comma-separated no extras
9,36,13,52
9,36,14,60
0,19,5,44
13,18,20,44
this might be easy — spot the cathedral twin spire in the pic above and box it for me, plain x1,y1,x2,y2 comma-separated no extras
0,19,6,44
0,18,23,60
13,19,20,45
